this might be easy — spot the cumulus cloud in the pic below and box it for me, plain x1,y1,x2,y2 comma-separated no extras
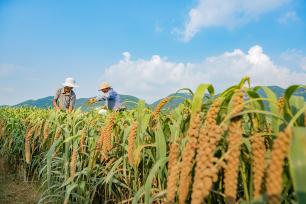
103,53,204,102
278,11,299,24
179,0,290,41
102,45,306,103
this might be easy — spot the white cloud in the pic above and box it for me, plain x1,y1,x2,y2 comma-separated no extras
103,53,205,102
155,24,163,33
278,11,299,24
180,0,290,41
102,45,306,103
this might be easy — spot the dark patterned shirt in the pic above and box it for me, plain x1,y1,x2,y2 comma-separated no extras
54,88,76,110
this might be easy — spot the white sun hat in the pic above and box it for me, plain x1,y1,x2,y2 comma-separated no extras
99,82,111,90
62,77,79,88
98,109,107,115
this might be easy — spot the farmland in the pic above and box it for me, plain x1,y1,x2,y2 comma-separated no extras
0,78,305,204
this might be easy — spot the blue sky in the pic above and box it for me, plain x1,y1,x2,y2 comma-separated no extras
0,0,306,105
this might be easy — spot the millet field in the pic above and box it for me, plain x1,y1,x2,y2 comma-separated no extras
0,78,306,204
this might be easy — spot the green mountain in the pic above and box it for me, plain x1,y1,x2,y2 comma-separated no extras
0,105,10,108
14,95,142,110
150,93,192,110
8,86,306,110
151,86,306,110
256,86,306,98
15,96,54,108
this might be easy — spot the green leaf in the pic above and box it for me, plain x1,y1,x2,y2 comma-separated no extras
132,186,145,204
255,86,280,132
144,157,167,204
283,85,305,120
155,121,167,161
289,96,305,125
238,76,250,88
63,183,78,203
284,85,304,104
289,127,306,204
191,84,214,116
46,139,62,186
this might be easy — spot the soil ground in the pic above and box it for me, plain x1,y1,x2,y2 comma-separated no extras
0,158,40,204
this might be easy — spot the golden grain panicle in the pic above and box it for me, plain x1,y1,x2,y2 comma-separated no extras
128,121,138,166
224,119,243,204
178,112,201,204
54,126,62,141
250,134,266,198
0,119,5,139
266,129,292,204
152,97,170,119
167,142,180,204
223,90,244,204
43,122,50,142
25,126,35,164
102,113,116,157
96,126,105,152
70,144,78,178
277,96,285,114
231,89,245,116
191,99,222,204
79,127,87,154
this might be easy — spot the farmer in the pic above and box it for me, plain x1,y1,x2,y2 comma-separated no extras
53,77,79,112
88,82,124,111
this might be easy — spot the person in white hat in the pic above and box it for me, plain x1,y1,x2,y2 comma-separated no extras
53,77,79,112
88,82,123,111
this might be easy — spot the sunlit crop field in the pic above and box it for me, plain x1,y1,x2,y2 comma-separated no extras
0,78,305,204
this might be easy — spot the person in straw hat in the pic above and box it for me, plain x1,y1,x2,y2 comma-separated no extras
88,82,123,111
53,77,79,112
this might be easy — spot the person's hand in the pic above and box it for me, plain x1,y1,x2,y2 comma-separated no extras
88,98,97,104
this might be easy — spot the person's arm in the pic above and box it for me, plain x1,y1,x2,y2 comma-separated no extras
88,91,115,104
88,95,102,104
104,90,117,100
96,94,107,101
68,94,76,113
53,90,61,111
53,100,60,111
68,106,73,113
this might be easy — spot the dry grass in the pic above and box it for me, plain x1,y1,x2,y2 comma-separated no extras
0,158,40,204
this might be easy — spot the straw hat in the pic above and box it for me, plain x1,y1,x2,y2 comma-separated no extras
99,82,111,90
62,77,79,88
